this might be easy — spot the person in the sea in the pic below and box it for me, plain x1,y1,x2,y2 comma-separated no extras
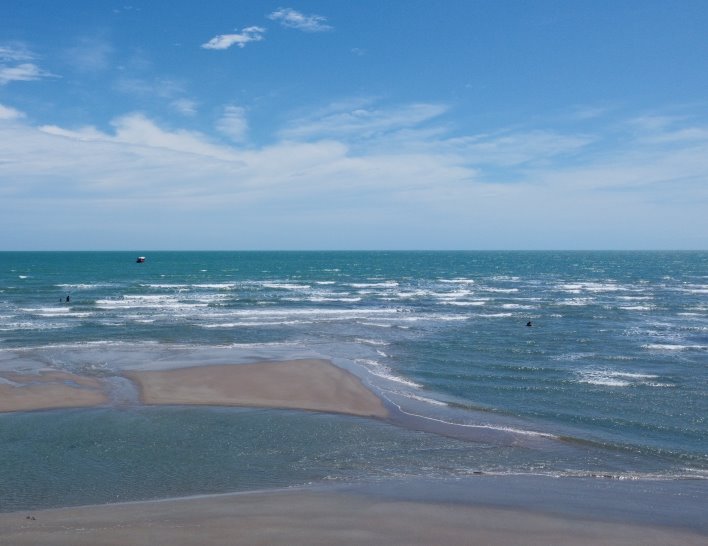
66,295,70,303
526,321,532,327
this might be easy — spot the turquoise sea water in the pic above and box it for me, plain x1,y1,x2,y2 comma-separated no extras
0,251,706,511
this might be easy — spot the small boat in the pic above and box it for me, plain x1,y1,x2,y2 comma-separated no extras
136,256,146,263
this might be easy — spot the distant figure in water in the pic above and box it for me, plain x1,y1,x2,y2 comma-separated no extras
66,295,70,303
526,321,532,327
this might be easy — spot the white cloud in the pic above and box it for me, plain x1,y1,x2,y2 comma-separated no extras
39,113,241,161
0,63,55,85
201,26,266,50
268,8,332,32
216,106,248,142
0,103,24,120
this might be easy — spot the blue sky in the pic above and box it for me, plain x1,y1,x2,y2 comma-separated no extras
1,1,707,250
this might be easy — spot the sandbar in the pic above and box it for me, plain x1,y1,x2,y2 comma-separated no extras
0,371,107,412
125,359,388,418
0,359,388,418
1,487,704,546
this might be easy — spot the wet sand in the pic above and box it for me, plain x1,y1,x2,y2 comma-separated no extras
0,371,108,412
125,359,388,418
1,487,704,546
0,359,387,419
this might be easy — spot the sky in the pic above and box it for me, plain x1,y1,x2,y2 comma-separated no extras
1,0,707,250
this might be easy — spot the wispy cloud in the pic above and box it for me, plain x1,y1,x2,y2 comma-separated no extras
38,112,240,162
0,43,36,62
63,36,113,72
171,98,198,116
0,103,25,120
0,43,55,86
201,26,266,50
280,102,448,140
114,76,185,98
268,8,332,32
0,62,55,85
216,105,249,142
2,102,707,249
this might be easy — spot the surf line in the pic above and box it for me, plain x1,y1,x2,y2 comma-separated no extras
376,388,559,441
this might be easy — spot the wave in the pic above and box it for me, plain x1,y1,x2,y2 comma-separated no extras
643,343,707,351
575,369,673,388
480,287,519,293
354,338,390,346
355,358,422,388
261,283,311,290
348,281,399,288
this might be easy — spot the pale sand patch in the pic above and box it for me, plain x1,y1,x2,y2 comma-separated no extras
1,489,704,546
0,371,107,412
125,359,388,418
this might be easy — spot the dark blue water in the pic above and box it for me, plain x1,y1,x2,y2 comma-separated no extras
1,251,706,510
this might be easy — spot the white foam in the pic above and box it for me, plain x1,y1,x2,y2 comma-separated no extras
643,343,706,351
262,283,311,290
57,283,116,290
355,358,422,388
354,338,390,346
434,290,473,299
444,301,486,307
399,392,448,406
576,369,670,388
481,287,519,293
307,296,362,303
557,298,594,306
348,281,399,288
674,285,708,294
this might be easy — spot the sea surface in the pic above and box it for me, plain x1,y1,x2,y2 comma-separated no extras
0,251,706,512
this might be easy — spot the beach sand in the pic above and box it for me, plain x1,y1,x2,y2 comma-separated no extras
125,359,388,418
0,371,108,412
1,487,705,546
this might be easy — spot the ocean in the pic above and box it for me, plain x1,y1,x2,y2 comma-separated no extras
0,251,706,512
